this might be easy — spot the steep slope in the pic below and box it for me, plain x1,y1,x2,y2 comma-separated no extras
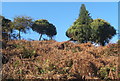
2,40,120,80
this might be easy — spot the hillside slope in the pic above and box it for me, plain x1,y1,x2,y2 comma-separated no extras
2,40,120,80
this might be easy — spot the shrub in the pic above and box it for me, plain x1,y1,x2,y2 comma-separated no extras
21,47,36,58
98,66,110,79
98,66,117,79
13,60,20,67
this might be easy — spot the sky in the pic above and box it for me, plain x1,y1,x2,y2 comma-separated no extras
2,2,118,43
2,0,119,2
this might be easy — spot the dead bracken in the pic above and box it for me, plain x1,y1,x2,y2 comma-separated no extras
2,40,120,80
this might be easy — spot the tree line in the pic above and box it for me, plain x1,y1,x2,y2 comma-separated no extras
1,4,117,46
1,16,57,41
66,4,116,46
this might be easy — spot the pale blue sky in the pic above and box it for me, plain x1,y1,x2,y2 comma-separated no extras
2,0,119,2
2,2,118,43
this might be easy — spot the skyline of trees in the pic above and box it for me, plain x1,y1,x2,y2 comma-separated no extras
1,4,118,46
66,4,116,46
1,16,57,41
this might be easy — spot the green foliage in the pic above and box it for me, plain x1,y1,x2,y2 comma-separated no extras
13,16,33,40
11,43,24,49
40,60,57,74
98,66,116,80
75,4,93,25
38,68,45,74
34,66,45,74
66,4,93,43
13,60,20,67
0,16,12,33
46,23,57,40
31,19,57,40
0,16,13,40
99,67,109,79
117,40,120,44
66,4,116,46
21,47,36,58
17,69,23,74
90,19,116,46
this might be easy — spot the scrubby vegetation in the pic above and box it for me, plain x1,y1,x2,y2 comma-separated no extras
1,3,119,80
2,40,119,80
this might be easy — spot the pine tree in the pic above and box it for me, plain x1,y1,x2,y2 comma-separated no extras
66,4,93,43
31,19,57,40
0,16,13,40
13,16,33,40
90,19,116,46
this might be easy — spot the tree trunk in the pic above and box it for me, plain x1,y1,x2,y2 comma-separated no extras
100,42,105,46
8,33,10,41
9,29,13,41
18,30,21,40
39,34,42,41
50,36,52,40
